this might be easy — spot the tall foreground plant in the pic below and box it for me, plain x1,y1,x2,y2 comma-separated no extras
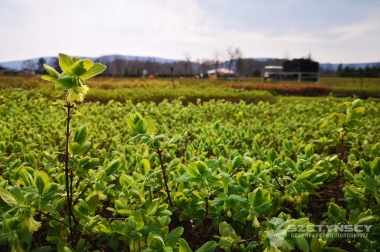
42,54,106,244
0,54,106,251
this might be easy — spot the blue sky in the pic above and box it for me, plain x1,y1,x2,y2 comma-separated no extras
0,0,379,63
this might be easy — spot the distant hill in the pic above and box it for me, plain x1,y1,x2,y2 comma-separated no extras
0,55,378,71
0,55,179,70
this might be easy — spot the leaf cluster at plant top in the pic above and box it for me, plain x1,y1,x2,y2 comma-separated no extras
0,88,380,251
42,54,106,102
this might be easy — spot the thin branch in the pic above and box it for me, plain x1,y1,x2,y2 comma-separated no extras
36,209,102,251
237,235,259,245
241,221,249,239
63,103,75,244
36,209,80,233
73,184,90,205
156,147,172,206
205,196,209,219
273,174,285,194
337,134,345,177
230,164,242,177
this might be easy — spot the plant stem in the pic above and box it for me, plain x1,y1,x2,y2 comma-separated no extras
156,147,172,206
337,134,345,177
205,196,209,219
237,235,259,245
64,103,75,244
148,186,153,201
230,164,242,177
73,184,90,205
36,210,102,251
273,174,285,194
241,221,249,238
36,209,79,232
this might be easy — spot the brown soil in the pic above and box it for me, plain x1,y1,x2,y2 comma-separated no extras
168,210,218,250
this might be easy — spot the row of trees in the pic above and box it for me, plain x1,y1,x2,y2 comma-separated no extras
337,64,380,78
10,51,380,78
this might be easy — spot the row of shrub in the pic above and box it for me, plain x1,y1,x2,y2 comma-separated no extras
223,83,332,96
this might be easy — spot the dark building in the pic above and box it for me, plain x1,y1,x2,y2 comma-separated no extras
283,58,319,72
281,58,319,82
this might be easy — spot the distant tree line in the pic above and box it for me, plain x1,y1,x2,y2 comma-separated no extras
337,64,380,78
6,53,379,79
319,63,380,78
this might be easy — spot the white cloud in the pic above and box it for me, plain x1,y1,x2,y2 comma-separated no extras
0,0,379,63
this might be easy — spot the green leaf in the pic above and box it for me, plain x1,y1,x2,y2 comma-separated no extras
75,239,86,252
77,200,89,214
59,53,74,76
179,238,192,252
285,157,296,170
76,59,94,70
146,117,155,136
131,210,145,230
231,155,243,173
331,112,346,121
346,119,362,127
348,210,359,225
268,148,278,164
87,194,99,215
356,215,375,225
24,192,39,205
81,158,99,170
232,209,249,221
360,159,371,175
351,99,362,109
139,159,151,175
10,186,25,205
304,144,314,157
55,76,75,91
370,157,380,176
41,75,58,82
296,170,314,182
105,159,121,176
34,171,49,194
80,63,107,79
294,236,309,252
365,177,377,190
124,219,137,233
0,188,18,207
43,64,60,77
328,203,340,218
148,234,165,250
187,162,201,178
347,107,365,121
72,56,81,63
249,188,271,208
127,112,146,134
186,161,209,178
310,236,321,252
163,227,184,248
73,125,88,145
68,62,87,76
147,200,159,216
195,241,217,252
68,142,86,155
228,194,249,208
177,173,200,183
343,170,355,181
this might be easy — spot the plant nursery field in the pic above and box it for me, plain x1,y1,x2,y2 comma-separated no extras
0,87,380,251
1,76,380,104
